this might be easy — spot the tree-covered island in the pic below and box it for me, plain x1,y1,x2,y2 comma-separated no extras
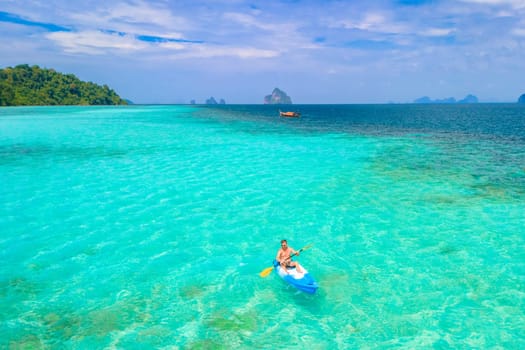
0,64,128,106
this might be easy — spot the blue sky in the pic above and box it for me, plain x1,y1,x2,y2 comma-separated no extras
1,0,524,103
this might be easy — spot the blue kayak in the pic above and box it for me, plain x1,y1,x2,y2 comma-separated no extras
273,259,319,294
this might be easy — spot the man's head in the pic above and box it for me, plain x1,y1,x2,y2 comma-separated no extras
281,239,288,248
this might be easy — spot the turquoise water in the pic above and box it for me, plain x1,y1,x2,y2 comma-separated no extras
1,105,524,348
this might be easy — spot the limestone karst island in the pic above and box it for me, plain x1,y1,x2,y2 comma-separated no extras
264,88,293,104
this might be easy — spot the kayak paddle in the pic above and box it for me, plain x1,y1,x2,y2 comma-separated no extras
259,244,313,278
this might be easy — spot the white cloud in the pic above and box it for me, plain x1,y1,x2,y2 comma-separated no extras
459,0,525,9
335,12,409,34
168,45,280,60
46,30,148,54
158,42,186,50
68,1,189,39
422,28,455,37
513,27,525,36
223,12,264,29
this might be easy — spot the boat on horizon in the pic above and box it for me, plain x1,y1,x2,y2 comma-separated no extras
279,110,301,118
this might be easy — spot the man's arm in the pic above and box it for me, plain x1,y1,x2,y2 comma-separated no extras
290,248,299,257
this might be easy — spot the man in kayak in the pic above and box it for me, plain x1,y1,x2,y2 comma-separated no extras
276,239,303,273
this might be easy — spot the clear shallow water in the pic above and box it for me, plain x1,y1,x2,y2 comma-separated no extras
1,104,524,348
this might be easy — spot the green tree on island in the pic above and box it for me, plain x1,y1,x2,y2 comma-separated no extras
0,64,128,106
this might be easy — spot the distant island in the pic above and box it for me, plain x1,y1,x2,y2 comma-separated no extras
414,94,478,104
518,94,525,103
264,88,292,104
205,97,226,105
0,64,127,106
189,97,225,104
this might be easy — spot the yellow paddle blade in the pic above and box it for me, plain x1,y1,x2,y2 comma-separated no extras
259,266,274,278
